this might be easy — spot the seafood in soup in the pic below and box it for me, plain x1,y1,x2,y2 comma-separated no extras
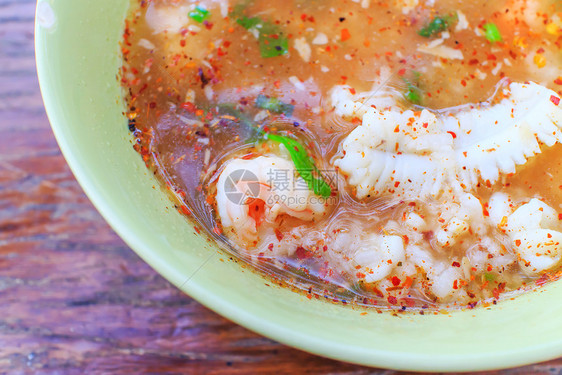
120,0,562,311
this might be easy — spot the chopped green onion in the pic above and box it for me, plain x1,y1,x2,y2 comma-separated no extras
404,84,422,104
236,16,262,30
266,134,332,198
483,23,503,43
484,273,496,282
234,15,289,57
402,76,423,105
418,15,456,38
189,6,210,23
258,24,289,58
255,95,294,116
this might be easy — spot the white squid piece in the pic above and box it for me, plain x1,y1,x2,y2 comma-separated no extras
353,234,406,283
332,81,562,200
488,194,562,275
444,82,562,188
434,192,487,248
216,155,327,247
333,105,456,199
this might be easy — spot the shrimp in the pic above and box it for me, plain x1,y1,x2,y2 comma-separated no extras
215,155,328,248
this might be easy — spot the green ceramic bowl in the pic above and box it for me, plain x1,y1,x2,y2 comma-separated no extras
35,0,562,371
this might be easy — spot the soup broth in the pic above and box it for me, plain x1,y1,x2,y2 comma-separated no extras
121,0,562,311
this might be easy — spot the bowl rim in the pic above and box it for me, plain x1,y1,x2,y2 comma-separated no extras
34,1,562,371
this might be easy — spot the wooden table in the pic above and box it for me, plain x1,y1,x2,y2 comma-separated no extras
1,0,561,373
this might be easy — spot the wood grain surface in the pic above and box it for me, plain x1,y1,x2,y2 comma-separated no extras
1,0,561,373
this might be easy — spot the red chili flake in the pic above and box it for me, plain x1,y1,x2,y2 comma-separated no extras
356,271,366,278
447,131,457,139
241,153,258,160
468,59,479,65
453,280,458,289
181,102,197,112
452,261,461,267
180,39,186,47
391,276,401,286
247,198,266,227
537,47,545,54
348,87,356,95
180,205,191,216
387,296,398,305
515,239,522,247
341,28,351,41
558,213,562,220
274,229,284,241
555,77,562,85
536,274,549,286
550,95,560,106
394,125,400,133
461,80,467,87
213,226,222,235
295,246,313,260
398,68,406,76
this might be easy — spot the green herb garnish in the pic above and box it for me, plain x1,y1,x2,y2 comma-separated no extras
258,23,289,58
215,105,332,197
237,16,262,30
484,273,496,282
255,94,294,116
235,15,289,57
189,6,210,23
402,73,423,105
483,23,503,43
404,82,422,104
266,134,332,198
418,14,457,38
